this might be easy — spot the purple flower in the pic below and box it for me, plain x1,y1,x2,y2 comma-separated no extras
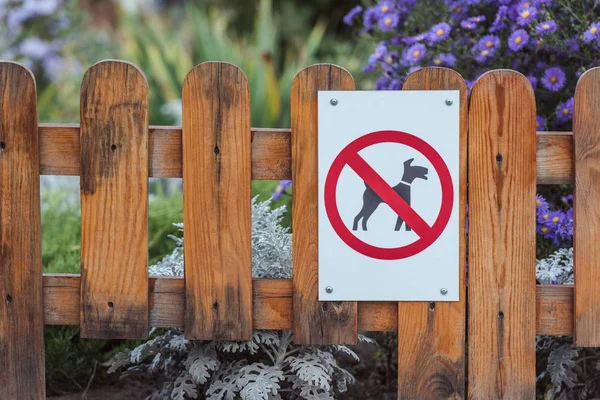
527,75,538,89
536,194,549,214
517,5,537,26
19,38,54,59
556,97,574,122
508,29,529,51
477,35,500,50
374,75,392,90
583,22,600,43
536,115,545,131
272,180,292,200
541,67,566,91
343,5,363,26
432,52,456,67
378,12,400,31
474,47,495,63
403,43,426,65
373,42,388,61
377,0,395,15
362,7,379,32
388,79,402,90
384,50,399,65
536,20,557,35
460,16,485,30
402,33,427,44
429,22,451,43
490,6,508,32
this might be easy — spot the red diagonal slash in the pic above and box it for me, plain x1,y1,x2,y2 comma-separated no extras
345,152,432,239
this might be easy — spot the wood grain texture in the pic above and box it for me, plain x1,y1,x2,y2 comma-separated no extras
0,62,45,400
397,67,466,400
537,284,573,336
38,123,570,183
468,70,537,399
182,62,252,340
574,67,600,347
537,132,573,184
291,64,357,345
80,60,149,339
42,275,573,335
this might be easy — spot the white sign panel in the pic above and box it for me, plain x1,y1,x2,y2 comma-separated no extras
318,91,460,301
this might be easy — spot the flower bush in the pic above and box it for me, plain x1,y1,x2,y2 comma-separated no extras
338,0,593,396
343,0,600,130
111,198,371,399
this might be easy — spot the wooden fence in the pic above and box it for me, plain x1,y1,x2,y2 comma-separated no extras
0,59,597,399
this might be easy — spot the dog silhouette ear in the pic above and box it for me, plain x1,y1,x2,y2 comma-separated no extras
404,158,414,166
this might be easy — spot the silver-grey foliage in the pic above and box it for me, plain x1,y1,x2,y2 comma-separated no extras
111,197,368,399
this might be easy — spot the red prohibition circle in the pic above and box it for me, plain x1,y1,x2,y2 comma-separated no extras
324,130,454,260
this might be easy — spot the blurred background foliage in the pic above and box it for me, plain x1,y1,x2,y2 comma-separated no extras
33,0,368,125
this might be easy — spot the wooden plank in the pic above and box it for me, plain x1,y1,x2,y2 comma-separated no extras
468,70,537,398
182,62,252,340
38,123,571,183
291,64,357,345
396,67,466,399
39,124,292,179
80,60,149,339
537,284,574,336
574,67,600,347
537,132,573,184
42,275,574,335
0,62,45,399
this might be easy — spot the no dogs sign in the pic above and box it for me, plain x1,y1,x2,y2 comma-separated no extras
318,91,460,301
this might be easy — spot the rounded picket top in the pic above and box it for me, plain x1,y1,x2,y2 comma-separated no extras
0,61,37,93
183,61,250,98
404,66,468,93
470,68,535,103
81,59,148,95
291,63,355,95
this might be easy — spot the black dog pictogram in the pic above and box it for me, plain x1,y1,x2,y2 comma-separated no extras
352,158,428,231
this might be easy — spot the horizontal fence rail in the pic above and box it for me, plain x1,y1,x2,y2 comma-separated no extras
43,275,573,336
38,123,573,184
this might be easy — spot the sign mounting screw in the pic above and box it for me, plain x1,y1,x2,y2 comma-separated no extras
445,99,453,106
440,288,448,295
330,98,338,106
325,286,333,294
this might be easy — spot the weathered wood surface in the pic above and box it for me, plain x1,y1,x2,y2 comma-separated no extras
80,60,149,339
397,67,467,400
43,275,573,336
291,64,357,345
574,67,600,347
468,70,537,399
182,62,252,340
0,62,45,400
38,123,571,183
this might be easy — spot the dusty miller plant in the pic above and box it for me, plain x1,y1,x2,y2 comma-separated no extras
110,197,372,399
535,248,600,399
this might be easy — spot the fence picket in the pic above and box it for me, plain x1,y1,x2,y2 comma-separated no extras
80,60,149,339
291,64,358,344
574,67,600,347
396,67,467,399
0,62,45,400
182,62,252,340
468,70,537,398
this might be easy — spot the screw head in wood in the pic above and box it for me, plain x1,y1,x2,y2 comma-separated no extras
440,288,448,295
325,286,333,293
445,99,453,106
330,98,338,106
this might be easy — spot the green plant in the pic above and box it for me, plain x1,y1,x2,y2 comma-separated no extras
115,0,366,127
